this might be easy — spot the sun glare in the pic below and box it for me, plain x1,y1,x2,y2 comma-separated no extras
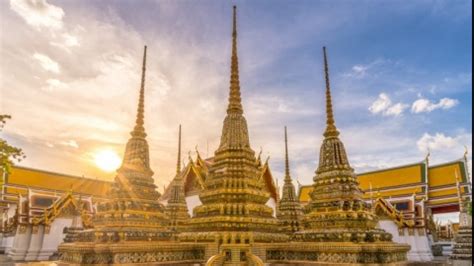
94,150,121,172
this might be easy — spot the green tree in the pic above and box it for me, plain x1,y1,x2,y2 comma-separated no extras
1,115,26,174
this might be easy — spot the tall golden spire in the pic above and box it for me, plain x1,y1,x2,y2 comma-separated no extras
284,126,291,183
131,45,147,138
176,124,182,176
227,5,243,115
323,46,339,138
217,5,251,150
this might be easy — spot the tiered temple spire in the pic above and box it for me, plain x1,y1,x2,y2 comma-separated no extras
276,126,304,233
131,46,147,138
227,5,243,115
295,47,401,246
180,5,288,254
58,46,174,264
322,47,339,138
166,124,190,231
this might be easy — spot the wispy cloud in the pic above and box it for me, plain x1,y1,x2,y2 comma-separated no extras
32,52,60,73
411,97,459,113
10,0,64,30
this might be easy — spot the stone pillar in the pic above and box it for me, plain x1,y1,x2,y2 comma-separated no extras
25,225,44,261
37,218,72,260
7,225,32,261
2,234,15,254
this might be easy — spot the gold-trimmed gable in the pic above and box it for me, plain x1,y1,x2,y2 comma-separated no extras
374,197,415,228
31,191,94,228
298,185,312,204
259,160,278,201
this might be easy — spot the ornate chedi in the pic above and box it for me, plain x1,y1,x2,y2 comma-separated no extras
179,6,288,265
276,127,304,233
450,173,472,265
265,47,409,265
166,124,190,233
58,46,205,265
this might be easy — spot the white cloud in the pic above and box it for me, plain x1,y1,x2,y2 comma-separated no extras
350,65,368,77
42,78,68,91
385,103,409,116
368,93,391,114
417,133,459,152
411,97,459,113
60,140,79,149
32,53,60,73
10,0,64,31
368,93,407,116
343,58,388,78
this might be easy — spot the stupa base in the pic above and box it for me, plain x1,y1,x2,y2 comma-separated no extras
58,241,206,265
262,241,410,265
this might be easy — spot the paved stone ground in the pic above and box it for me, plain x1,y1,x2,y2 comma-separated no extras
0,254,455,265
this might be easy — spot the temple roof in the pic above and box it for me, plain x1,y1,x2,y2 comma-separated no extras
298,156,471,205
161,154,279,202
1,165,112,198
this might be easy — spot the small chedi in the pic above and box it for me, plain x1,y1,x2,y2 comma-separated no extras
165,125,191,233
276,127,304,233
450,174,472,265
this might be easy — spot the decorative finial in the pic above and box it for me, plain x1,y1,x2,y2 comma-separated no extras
284,126,291,182
176,124,182,176
188,151,193,163
322,46,339,138
227,5,243,115
425,148,431,162
131,45,147,138
463,145,469,159
265,155,270,164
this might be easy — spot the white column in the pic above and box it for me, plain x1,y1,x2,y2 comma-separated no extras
37,218,72,260
7,225,32,261
25,225,44,261
2,234,15,254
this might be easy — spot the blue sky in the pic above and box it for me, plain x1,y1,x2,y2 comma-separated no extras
1,0,472,205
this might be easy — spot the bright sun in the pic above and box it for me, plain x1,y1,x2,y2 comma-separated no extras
94,150,121,172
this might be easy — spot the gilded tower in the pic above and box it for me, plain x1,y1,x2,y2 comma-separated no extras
90,46,170,232
57,47,206,265
166,125,190,232
276,126,304,233
295,47,391,242
180,5,288,247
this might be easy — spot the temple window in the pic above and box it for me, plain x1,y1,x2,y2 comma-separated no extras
393,201,410,211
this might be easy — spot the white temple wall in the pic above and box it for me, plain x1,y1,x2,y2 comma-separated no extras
378,220,433,261
37,218,72,260
185,195,202,216
265,198,277,217
0,234,14,253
